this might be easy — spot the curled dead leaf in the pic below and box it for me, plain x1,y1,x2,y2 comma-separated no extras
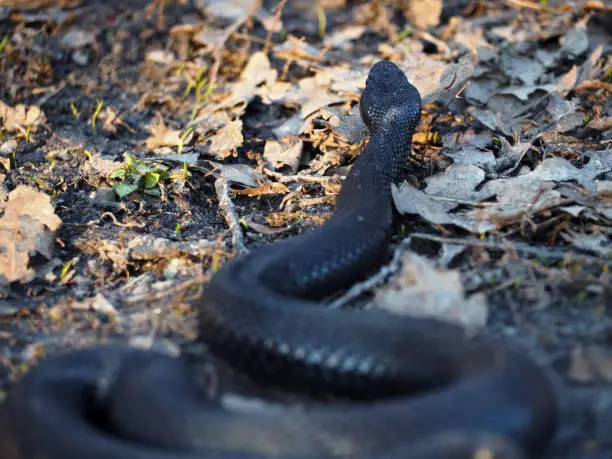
207,120,244,159
233,182,290,197
146,119,191,149
0,186,62,285
0,101,46,133
376,252,488,331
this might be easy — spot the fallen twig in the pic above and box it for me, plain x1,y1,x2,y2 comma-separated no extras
214,177,247,254
86,212,146,229
208,0,262,85
328,238,411,309
409,233,609,265
263,167,343,184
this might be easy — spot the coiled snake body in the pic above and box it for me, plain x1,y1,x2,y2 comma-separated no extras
0,61,558,459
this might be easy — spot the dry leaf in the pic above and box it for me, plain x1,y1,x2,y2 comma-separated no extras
568,345,612,383
0,186,62,285
376,253,488,331
401,0,442,29
207,120,244,159
146,119,190,149
263,137,303,172
0,101,46,133
233,182,289,197
206,160,263,187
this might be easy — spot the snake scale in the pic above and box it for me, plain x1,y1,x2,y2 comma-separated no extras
0,61,558,459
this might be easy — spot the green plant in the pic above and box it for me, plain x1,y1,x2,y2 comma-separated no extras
169,161,191,181
188,71,216,121
91,99,103,133
178,127,193,154
70,102,80,118
109,152,170,198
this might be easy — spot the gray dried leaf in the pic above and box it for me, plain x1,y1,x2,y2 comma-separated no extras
476,166,561,220
272,114,310,138
547,95,578,121
375,252,488,331
470,108,517,137
554,112,586,134
153,153,199,165
560,230,610,257
190,111,232,136
263,137,303,172
324,25,366,49
426,54,475,104
128,234,217,260
560,205,587,217
0,301,18,317
475,151,612,222
497,84,557,102
60,28,96,49
494,136,536,175
424,164,484,202
206,160,263,188
500,52,545,86
192,27,229,50
319,105,368,144
274,72,346,119
438,243,467,268
444,146,496,170
577,44,604,85
392,182,495,233
536,49,557,68
558,23,589,59
487,94,529,121
464,78,501,105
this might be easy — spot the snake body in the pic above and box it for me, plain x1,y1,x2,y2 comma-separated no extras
0,61,558,459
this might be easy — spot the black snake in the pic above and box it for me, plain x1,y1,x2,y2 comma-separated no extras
0,61,559,459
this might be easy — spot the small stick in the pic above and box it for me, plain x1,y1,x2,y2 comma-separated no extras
214,177,247,254
263,167,342,184
328,238,412,309
263,0,287,55
409,233,607,264
208,0,262,85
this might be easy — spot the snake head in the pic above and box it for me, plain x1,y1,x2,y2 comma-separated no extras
360,61,422,135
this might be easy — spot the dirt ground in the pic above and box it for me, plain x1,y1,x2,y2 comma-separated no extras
0,0,611,457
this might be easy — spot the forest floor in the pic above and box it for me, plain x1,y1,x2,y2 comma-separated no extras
0,0,611,457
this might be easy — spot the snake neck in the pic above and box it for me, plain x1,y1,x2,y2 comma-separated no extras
335,120,414,214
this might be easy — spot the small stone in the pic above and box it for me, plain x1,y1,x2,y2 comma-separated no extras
0,139,17,155
72,50,89,66
90,187,117,203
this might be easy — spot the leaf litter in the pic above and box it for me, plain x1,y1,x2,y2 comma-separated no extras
0,0,611,455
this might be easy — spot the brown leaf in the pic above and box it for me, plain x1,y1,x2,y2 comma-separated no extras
263,137,303,172
207,120,244,159
0,101,46,133
233,182,289,197
0,186,62,285
146,119,190,149
401,0,442,29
